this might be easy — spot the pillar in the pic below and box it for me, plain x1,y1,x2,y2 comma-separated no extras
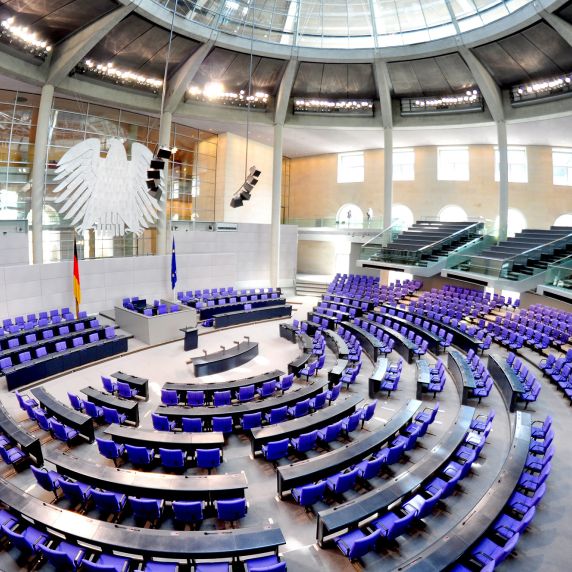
30,84,55,264
497,121,509,241
157,110,172,255
383,127,393,239
270,123,283,288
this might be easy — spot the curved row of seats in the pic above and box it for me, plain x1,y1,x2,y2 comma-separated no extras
506,353,542,408
0,308,87,335
451,416,553,571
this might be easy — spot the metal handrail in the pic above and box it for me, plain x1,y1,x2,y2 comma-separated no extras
499,231,572,275
547,252,572,269
361,221,401,248
417,221,484,254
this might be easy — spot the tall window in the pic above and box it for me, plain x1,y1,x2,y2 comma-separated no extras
553,148,572,186
494,146,528,183
393,148,415,181
337,151,364,183
437,147,469,181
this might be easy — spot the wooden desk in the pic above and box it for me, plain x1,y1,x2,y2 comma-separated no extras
487,353,525,412
81,386,139,426
112,371,149,401
191,341,258,377
0,402,42,465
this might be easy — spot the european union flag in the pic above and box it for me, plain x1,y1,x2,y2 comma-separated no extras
171,237,177,290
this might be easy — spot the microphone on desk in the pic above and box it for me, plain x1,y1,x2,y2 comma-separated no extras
233,340,240,347
244,336,250,343
220,345,225,352
203,350,208,357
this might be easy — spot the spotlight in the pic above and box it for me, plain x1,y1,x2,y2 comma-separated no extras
146,179,158,191
147,170,161,180
230,165,261,208
150,159,164,170
157,147,172,160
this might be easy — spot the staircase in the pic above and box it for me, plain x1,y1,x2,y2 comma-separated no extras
295,274,332,296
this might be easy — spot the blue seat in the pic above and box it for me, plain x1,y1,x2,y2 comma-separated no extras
187,390,205,406
335,528,382,562
102,406,127,425
125,444,154,466
317,420,343,443
152,412,176,432
91,489,127,519
196,448,222,472
51,419,79,444
261,438,290,462
374,442,405,465
288,398,311,418
101,376,117,394
129,497,163,528
59,479,92,507
0,443,27,467
14,390,37,411
40,540,85,570
402,489,443,519
265,406,288,425
182,417,203,432
159,448,186,470
212,416,233,434
195,562,230,572
310,391,327,411
372,509,416,540
342,411,361,435
172,500,203,528
359,401,377,426
67,392,85,411
238,385,255,402
291,429,318,453
277,373,294,393
82,553,130,572
216,498,247,522
2,523,47,554
244,555,286,572
143,562,179,572
257,380,276,398
241,412,262,430
354,457,384,481
291,481,327,507
213,390,231,407
326,467,359,495
161,389,179,406
96,438,124,466
470,533,520,567
84,400,104,420
117,381,138,399
493,506,536,540
30,465,60,499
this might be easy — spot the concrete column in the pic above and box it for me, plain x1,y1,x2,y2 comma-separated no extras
30,84,54,264
157,110,172,255
383,127,393,235
497,121,509,241
270,123,283,288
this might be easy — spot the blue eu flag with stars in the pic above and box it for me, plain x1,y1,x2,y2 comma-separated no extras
171,237,177,290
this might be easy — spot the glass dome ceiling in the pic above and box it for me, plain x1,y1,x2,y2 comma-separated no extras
153,0,533,49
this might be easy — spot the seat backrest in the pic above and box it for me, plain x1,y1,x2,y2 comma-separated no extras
125,444,153,464
217,498,246,520
92,490,122,513
350,529,382,560
96,437,119,458
152,413,170,431
172,500,203,523
182,417,202,432
159,448,185,467
84,401,101,419
187,390,205,406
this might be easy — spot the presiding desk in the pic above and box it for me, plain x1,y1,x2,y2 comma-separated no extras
250,395,362,455
191,341,258,377
4,335,128,389
397,412,531,571
213,304,292,328
0,478,285,561
447,349,477,404
487,353,524,412
316,405,475,546
46,449,245,502
0,402,42,465
112,371,149,401
164,370,284,403
81,386,139,426
105,425,224,451
277,400,422,497
31,387,94,443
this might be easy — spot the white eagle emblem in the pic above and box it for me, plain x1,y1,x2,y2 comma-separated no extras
53,138,162,237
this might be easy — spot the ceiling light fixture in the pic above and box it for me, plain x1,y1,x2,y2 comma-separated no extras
401,90,484,115
511,73,572,106
75,59,163,93
0,17,51,59
293,98,373,115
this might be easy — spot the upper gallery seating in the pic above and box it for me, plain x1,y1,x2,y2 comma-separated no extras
455,226,572,280
368,220,484,265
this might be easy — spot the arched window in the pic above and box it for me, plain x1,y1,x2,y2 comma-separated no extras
438,204,468,223
336,203,364,226
495,208,527,237
554,214,572,228
392,204,414,230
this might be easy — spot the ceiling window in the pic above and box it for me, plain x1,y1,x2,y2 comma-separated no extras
337,151,364,183
495,146,528,183
437,146,469,181
553,148,572,186
393,148,415,181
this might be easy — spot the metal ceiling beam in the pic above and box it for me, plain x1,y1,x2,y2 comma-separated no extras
458,46,504,123
274,58,298,126
373,59,393,129
46,4,136,86
542,10,572,47
164,39,214,114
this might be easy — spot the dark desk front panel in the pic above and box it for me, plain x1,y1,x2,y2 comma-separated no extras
0,403,42,465
487,353,525,412
214,305,292,329
193,341,259,377
112,371,149,401
448,349,477,404
81,386,139,426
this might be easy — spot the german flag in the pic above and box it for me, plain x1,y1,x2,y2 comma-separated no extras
73,238,81,317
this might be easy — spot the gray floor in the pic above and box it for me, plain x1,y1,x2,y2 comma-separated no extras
0,295,569,570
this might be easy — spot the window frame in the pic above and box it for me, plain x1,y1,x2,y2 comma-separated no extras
393,148,415,181
437,146,470,181
494,145,528,183
337,151,365,183
553,148,572,187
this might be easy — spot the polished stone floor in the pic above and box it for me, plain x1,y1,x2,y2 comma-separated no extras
0,294,568,571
